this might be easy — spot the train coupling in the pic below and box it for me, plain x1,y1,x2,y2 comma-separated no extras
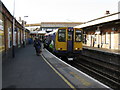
68,58,73,61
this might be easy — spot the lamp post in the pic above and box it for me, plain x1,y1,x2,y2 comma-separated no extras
23,16,28,47
12,0,15,58
96,26,101,48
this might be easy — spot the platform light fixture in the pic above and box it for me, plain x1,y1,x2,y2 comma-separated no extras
112,27,117,31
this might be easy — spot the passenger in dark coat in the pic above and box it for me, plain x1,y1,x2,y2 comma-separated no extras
33,38,41,56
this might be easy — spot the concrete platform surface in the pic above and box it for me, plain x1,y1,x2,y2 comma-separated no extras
2,45,71,89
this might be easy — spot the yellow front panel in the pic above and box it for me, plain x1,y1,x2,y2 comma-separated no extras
56,42,67,50
74,42,82,50
55,29,67,51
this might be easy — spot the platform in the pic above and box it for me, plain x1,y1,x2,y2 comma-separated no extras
2,45,70,89
83,46,120,55
2,44,112,89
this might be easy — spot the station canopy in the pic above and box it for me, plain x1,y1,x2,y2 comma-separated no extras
75,12,120,28
41,22,83,28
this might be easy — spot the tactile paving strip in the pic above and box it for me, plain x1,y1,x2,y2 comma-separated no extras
52,63,69,68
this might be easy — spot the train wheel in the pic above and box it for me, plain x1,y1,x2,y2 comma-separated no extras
61,56,68,61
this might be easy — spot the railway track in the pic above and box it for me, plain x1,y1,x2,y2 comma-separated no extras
71,55,120,89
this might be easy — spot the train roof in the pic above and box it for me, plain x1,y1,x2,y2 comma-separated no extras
58,27,82,30
30,30,46,34
44,29,58,36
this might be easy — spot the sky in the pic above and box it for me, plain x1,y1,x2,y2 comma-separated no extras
1,0,120,24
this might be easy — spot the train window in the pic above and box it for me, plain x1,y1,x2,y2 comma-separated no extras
58,29,66,42
68,34,72,41
75,30,82,42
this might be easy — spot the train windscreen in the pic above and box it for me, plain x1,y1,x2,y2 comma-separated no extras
75,30,82,42
58,29,66,42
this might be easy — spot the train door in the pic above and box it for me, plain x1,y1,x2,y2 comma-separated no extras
67,28,74,52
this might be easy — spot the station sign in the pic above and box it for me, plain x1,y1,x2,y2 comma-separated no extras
0,25,3,30
95,30,100,34
0,20,3,30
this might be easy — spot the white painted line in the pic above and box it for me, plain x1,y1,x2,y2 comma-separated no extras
45,49,112,89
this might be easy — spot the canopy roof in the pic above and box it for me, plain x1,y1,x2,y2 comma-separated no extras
75,12,120,28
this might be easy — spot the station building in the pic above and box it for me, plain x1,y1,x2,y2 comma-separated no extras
75,12,120,50
26,22,83,40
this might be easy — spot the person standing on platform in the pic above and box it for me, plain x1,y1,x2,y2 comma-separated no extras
33,37,41,56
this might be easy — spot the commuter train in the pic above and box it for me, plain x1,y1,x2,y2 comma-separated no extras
44,27,83,60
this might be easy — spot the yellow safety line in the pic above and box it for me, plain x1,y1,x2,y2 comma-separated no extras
41,54,76,90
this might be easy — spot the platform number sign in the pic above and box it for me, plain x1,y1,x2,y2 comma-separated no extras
8,28,12,48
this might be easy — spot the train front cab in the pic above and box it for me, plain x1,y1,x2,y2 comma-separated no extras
55,27,82,59
73,28,83,54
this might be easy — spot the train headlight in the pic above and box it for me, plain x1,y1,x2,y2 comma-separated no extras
75,48,80,50
58,48,61,50
75,48,78,50
58,48,62,50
